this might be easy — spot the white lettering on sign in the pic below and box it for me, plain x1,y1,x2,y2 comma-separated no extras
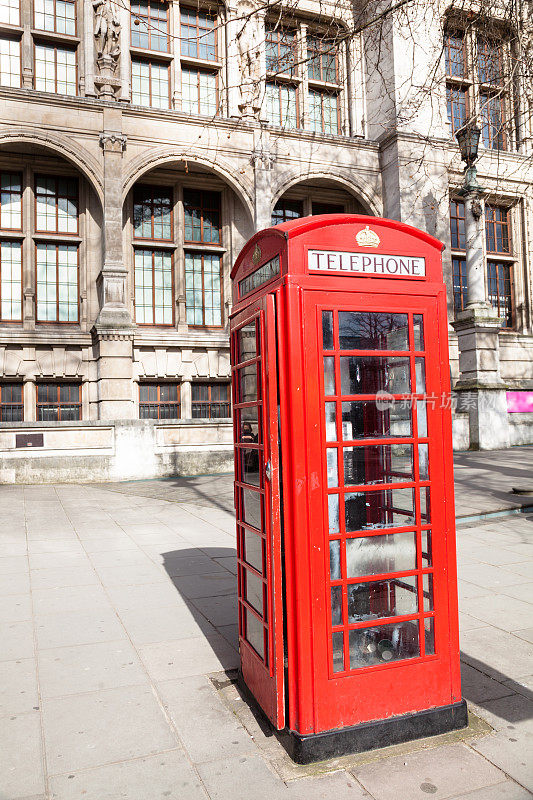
308,250,426,277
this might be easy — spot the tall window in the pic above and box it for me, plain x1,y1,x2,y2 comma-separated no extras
265,82,298,128
183,187,222,326
139,383,180,419
37,383,81,420
180,8,220,117
34,0,76,35
133,185,173,325
307,33,341,135
131,0,169,52
34,44,77,95
36,243,78,322
0,0,19,26
35,176,78,234
265,24,298,129
192,382,230,418
307,35,338,82
0,240,22,321
444,26,511,150
309,89,339,135
0,383,23,421
131,58,169,109
0,172,22,230
0,36,21,87
449,199,515,326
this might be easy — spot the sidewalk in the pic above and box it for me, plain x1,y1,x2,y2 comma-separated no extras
0,447,532,799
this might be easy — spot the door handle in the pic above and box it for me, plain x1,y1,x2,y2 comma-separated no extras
265,460,272,482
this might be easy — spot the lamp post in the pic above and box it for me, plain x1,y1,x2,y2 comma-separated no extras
455,124,489,310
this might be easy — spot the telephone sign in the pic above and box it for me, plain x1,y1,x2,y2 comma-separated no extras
230,215,466,763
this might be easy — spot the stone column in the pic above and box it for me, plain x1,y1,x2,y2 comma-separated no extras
451,185,510,449
92,126,136,421
252,130,274,231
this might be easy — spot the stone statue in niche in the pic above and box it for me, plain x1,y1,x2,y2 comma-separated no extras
236,1,262,118
93,0,121,61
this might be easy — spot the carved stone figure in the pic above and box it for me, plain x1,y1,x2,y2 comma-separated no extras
93,0,121,60
236,2,262,117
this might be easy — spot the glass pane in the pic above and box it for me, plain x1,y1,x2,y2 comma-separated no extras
325,402,337,441
420,487,431,523
245,569,264,615
415,359,426,393
343,444,413,486
330,539,341,580
328,494,339,534
239,448,260,487
237,407,260,444
346,531,417,578
237,365,258,403
413,315,424,350
332,631,344,673
348,620,420,669
347,576,418,622
322,310,334,349
340,357,411,395
326,448,338,487
245,609,264,660
338,312,409,351
345,488,415,532
323,357,335,395
421,530,432,567
423,573,434,611
416,400,427,437
243,529,262,573
237,323,257,362
242,488,262,530
331,586,343,626
424,617,435,655
342,401,412,439
418,444,429,480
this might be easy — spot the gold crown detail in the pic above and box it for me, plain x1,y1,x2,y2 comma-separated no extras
251,244,262,265
356,226,380,247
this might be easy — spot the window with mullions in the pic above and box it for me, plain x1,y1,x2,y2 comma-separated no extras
181,68,217,116
35,175,78,234
444,32,465,77
271,198,303,225
0,0,19,26
183,189,221,244
35,0,76,36
0,240,22,321
265,24,296,75
192,382,230,418
133,185,172,240
477,37,503,85
0,383,23,421
35,44,77,95
131,58,169,108
36,242,78,322
134,248,173,325
131,0,169,52
0,172,22,230
309,90,340,135
139,383,180,419
452,257,467,314
307,34,338,82
0,36,21,87
487,261,513,327
480,92,506,150
37,383,81,420
185,251,222,326
449,199,465,249
265,82,298,128
180,7,217,61
485,205,510,253
446,86,468,136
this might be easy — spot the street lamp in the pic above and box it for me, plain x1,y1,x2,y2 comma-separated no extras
456,123,482,200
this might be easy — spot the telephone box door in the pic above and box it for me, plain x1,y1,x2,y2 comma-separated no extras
231,294,285,729
304,290,459,732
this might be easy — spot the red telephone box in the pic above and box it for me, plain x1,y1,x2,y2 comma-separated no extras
230,215,467,763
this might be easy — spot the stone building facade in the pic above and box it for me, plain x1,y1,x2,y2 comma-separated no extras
0,0,531,481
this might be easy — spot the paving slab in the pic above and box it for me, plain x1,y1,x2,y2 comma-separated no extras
138,633,238,681
0,711,45,798
449,782,533,800
0,619,35,661
35,608,127,650
0,658,39,715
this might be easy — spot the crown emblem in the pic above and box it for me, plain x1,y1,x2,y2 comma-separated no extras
356,226,380,247
251,244,262,265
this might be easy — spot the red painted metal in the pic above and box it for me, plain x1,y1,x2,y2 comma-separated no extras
230,214,462,737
